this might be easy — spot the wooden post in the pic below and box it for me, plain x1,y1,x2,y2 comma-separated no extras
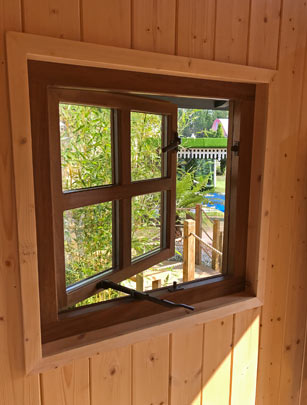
195,204,202,265
152,279,161,289
212,220,221,270
136,273,144,291
183,219,195,282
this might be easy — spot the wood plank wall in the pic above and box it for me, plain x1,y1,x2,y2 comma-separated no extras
1,0,307,404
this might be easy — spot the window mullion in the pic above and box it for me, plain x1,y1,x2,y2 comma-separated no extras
117,109,132,269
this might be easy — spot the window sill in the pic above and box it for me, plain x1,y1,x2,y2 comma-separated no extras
33,292,262,374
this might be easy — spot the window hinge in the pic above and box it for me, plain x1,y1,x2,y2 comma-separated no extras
162,132,181,153
96,280,194,311
231,141,240,156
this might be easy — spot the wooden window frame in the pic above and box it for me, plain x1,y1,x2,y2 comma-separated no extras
42,87,177,320
6,31,276,374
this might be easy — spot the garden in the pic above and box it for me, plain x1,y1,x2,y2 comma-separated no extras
60,103,228,306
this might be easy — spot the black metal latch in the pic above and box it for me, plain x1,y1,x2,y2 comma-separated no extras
231,141,240,156
96,280,194,311
162,132,181,153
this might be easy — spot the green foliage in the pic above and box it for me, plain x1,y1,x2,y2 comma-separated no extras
220,158,227,175
131,112,162,181
61,106,164,297
178,108,228,138
60,104,112,190
176,168,209,209
61,105,226,306
216,122,224,138
180,138,227,148
132,192,161,258
64,202,113,287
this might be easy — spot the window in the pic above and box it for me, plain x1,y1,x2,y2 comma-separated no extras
29,61,254,349
45,88,177,315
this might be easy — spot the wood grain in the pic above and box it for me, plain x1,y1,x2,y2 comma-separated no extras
202,316,233,405
256,0,307,403
1,1,42,392
40,358,90,405
0,0,42,401
183,219,195,282
248,0,282,69
132,335,169,405
22,0,80,40
278,6,307,402
170,325,203,405
231,308,260,404
177,0,215,60
3,0,307,405
82,0,131,48
215,0,250,64
91,347,131,405
132,0,176,54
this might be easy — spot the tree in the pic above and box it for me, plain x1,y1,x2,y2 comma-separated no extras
178,108,228,138
216,122,224,138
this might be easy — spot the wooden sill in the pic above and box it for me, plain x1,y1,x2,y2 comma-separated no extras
32,292,262,375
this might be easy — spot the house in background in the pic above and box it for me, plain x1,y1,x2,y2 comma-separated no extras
211,118,229,137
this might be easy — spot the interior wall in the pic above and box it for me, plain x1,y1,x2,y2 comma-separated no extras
1,0,307,404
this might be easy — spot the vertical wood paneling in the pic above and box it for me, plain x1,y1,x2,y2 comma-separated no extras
40,359,90,405
277,8,307,402
248,0,281,69
215,0,250,64
231,308,260,405
202,316,233,405
169,325,203,405
132,0,176,54
2,0,307,405
82,0,131,47
0,0,41,404
176,0,215,59
22,0,80,39
300,328,307,404
132,335,169,405
91,347,131,405
256,1,307,403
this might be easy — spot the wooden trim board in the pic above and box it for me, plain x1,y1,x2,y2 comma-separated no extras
37,294,262,374
7,31,275,84
5,31,272,374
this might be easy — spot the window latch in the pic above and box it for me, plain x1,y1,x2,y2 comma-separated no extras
162,132,181,153
96,280,194,311
231,141,240,156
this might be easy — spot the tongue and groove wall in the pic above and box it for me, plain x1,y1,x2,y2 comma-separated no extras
1,1,307,404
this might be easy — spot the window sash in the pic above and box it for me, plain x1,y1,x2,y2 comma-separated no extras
47,88,177,310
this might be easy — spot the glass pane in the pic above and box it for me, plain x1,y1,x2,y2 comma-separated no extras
176,108,228,275
131,192,161,259
64,202,113,286
131,112,163,181
60,103,112,191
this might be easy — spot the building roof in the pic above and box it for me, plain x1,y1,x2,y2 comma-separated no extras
211,118,229,136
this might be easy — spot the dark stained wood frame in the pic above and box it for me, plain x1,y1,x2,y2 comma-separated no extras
28,61,255,346
45,88,177,319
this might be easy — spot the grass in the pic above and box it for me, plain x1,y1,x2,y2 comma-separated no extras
215,174,226,193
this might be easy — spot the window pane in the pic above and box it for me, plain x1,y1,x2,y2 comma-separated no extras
131,192,162,259
64,202,113,287
131,112,163,181
60,103,112,191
